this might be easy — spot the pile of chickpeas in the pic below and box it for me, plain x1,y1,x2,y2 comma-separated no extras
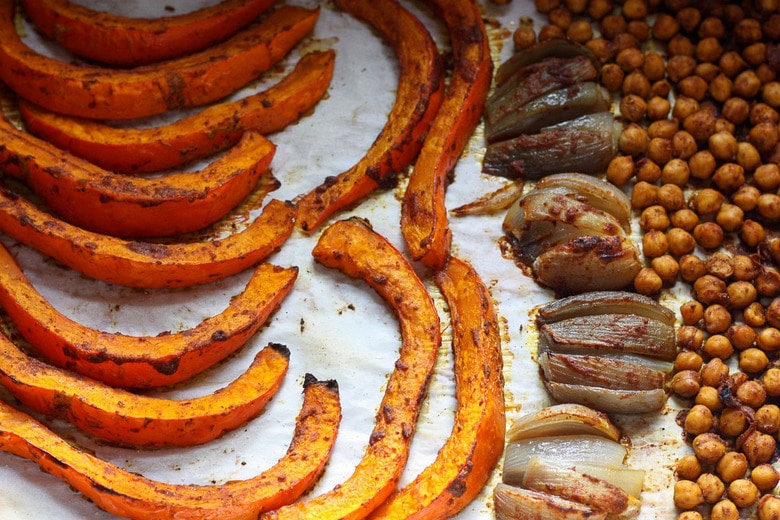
497,0,780,518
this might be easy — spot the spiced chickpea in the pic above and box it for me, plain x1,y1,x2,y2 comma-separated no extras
616,47,643,72
719,51,747,78
667,54,696,82
750,103,779,125
757,328,780,352
694,222,725,250
695,385,722,412
538,24,565,41
682,110,716,142
642,229,669,257
759,495,780,520
670,369,701,398
741,431,775,467
640,205,670,230
679,254,707,282
658,184,685,211
672,130,698,159
685,404,715,435
676,6,701,33
648,119,679,139
722,97,750,125
626,19,649,40
547,6,572,30
634,157,661,183
767,299,780,328
662,158,690,185
566,19,593,43
712,163,746,193
756,63,777,86
668,35,695,59
701,357,730,388
668,228,697,257
703,333,734,358
732,255,758,281
744,301,766,328
646,96,671,121
715,451,748,484
706,252,733,280
708,74,733,103
652,254,680,284
763,367,780,397
622,69,651,98
643,52,665,81
734,18,763,46
736,141,762,171
671,208,699,231
674,479,704,510
708,131,738,161
739,348,769,373
678,325,705,351
734,70,762,99
651,78,673,98
633,267,663,295
512,27,537,51
741,219,766,248
678,76,709,101
749,121,780,153
739,380,768,409
563,0,587,14
731,185,760,212
763,81,780,109
713,118,735,136
600,63,625,92
619,94,647,122
587,0,612,20
754,405,780,434
692,188,726,215
606,155,634,186
743,42,767,68
585,37,616,62
754,164,780,191
751,464,780,492
728,324,757,350
723,4,745,24
756,269,780,298
698,16,726,39
711,499,739,520
621,0,647,19
653,13,680,41
600,14,627,40
688,150,716,180
697,472,726,504
719,407,749,437
727,281,757,309
693,274,727,304
715,204,744,232
619,123,649,155
695,37,723,63
677,454,704,481
631,180,658,208
758,194,780,220
676,348,704,371
703,305,731,334
693,432,728,465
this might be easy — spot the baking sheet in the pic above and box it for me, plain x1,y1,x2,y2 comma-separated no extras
0,1,685,518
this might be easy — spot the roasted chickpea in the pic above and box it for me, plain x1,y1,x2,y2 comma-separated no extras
739,347,769,373
734,18,763,46
694,222,725,250
741,219,766,248
757,327,780,352
640,205,670,230
678,511,704,520
692,188,726,215
754,404,780,434
697,472,726,504
673,96,700,121
679,254,707,282
652,254,680,284
693,432,728,465
706,252,733,280
587,0,612,20
722,97,750,125
715,204,744,232
759,495,780,520
708,74,733,103
678,325,705,351
606,155,634,186
646,96,671,121
668,227,697,257
671,208,699,231
736,141,762,171
538,24,566,41
619,93,647,122
758,193,780,220
719,406,749,437
678,75,709,100
728,324,757,350
674,479,704,510
657,183,685,211
767,299,780,328
670,369,701,398
710,498,739,520
648,118,679,139
563,0,587,14
711,163,745,193
763,81,780,109
667,54,696,82
763,367,780,397
732,255,759,281
703,333,734,359
683,109,717,142
619,123,649,156
631,180,658,208
662,158,691,185
737,379,767,409
633,267,663,295
750,103,779,125
719,51,747,78
643,51,666,81
754,164,780,191
534,0,561,13
749,121,780,153
677,453,704,481
622,69,651,98
600,13,627,40
731,185,760,212
566,19,593,43
672,129,698,159
675,6,701,33
756,269,780,298
751,464,780,492
706,131,737,162
646,139,672,166
695,385,723,412
626,19,649,41
652,13,680,41
668,33,694,56
680,300,704,325
726,281,757,309
642,229,669,258
734,70,762,99
547,6,572,30
512,27,537,51
693,274,727,304
685,404,715,435
743,301,766,328
698,16,725,39
714,451,747,484
741,430,775,467
701,357,729,388
616,47,643,72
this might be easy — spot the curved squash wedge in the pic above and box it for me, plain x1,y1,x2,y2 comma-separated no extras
369,256,506,519
295,0,444,232
17,50,335,174
0,187,296,288
263,217,440,519
400,0,493,270
0,117,276,238
0,1,319,120
0,241,297,388
0,374,341,519
19,0,277,67
0,333,290,447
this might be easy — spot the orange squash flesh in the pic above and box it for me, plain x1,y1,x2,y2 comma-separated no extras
369,256,506,519
262,217,441,519
0,117,276,238
0,374,341,519
0,188,296,288
295,0,444,233
0,240,298,388
17,50,336,174
0,333,290,447
400,0,493,270
0,1,319,120
19,0,278,67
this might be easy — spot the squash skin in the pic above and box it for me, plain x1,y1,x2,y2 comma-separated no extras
295,0,444,233
0,241,298,388
0,2,319,119
400,0,493,270
19,0,278,67
0,374,341,519
17,50,336,174
262,217,441,519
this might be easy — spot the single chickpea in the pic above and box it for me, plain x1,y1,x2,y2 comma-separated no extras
723,4,746,24
736,379,767,409
708,74,733,103
754,164,780,191
668,33,694,56
667,54,696,82
646,139,672,167
713,118,736,135
764,367,780,397
728,324,757,350
715,452,747,485
669,369,701,398
739,347,769,373
672,130,699,159
694,222,725,250
685,404,715,435
719,406,749,437
708,131,738,161
703,333,734,359
678,75,709,101
563,0,586,12
679,254,707,282
743,42,767,67
710,498,740,520
741,219,766,248
712,163,746,193
749,121,780,153
698,16,726,39
754,404,780,434
651,79,672,98
756,269,780,298
754,63,776,85
734,18,763,46
676,6,701,33
697,472,726,504
751,464,780,492
731,185,760,212
671,208,699,231
726,281,757,309
606,155,634,186
703,304,732,334
674,479,705,510
673,96,700,121
547,6,572,30
668,228,697,257
678,511,703,520
566,19,593,43
652,255,680,284
767,299,780,328
695,385,723,412
600,14,627,40
626,19,649,41
763,81,780,109
736,141,762,171
759,495,780,520
757,327,780,352
652,13,680,41
732,255,759,281
719,51,747,78
741,430,775,467
622,69,651,98
758,193,780,220
631,180,658,208
586,37,616,63
680,300,704,325
683,109,717,142
675,348,703,370
692,188,726,215
657,184,685,211
538,24,565,41
743,301,766,328
601,63,625,92
648,119,679,139
587,0,612,20
696,37,723,63
643,52,666,81
642,229,669,258
662,158,691,185
646,96,671,121
694,274,727,304
621,0,647,19
722,97,750,125
616,47,643,72
715,204,744,233
619,94,647,122
677,325,705,351
640,205,670,231
693,432,728,465
733,70,763,99
701,357,729,387
633,267,663,295
613,32,640,53
750,103,779,125
677,453,704,481
619,123,649,156
706,252,733,280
